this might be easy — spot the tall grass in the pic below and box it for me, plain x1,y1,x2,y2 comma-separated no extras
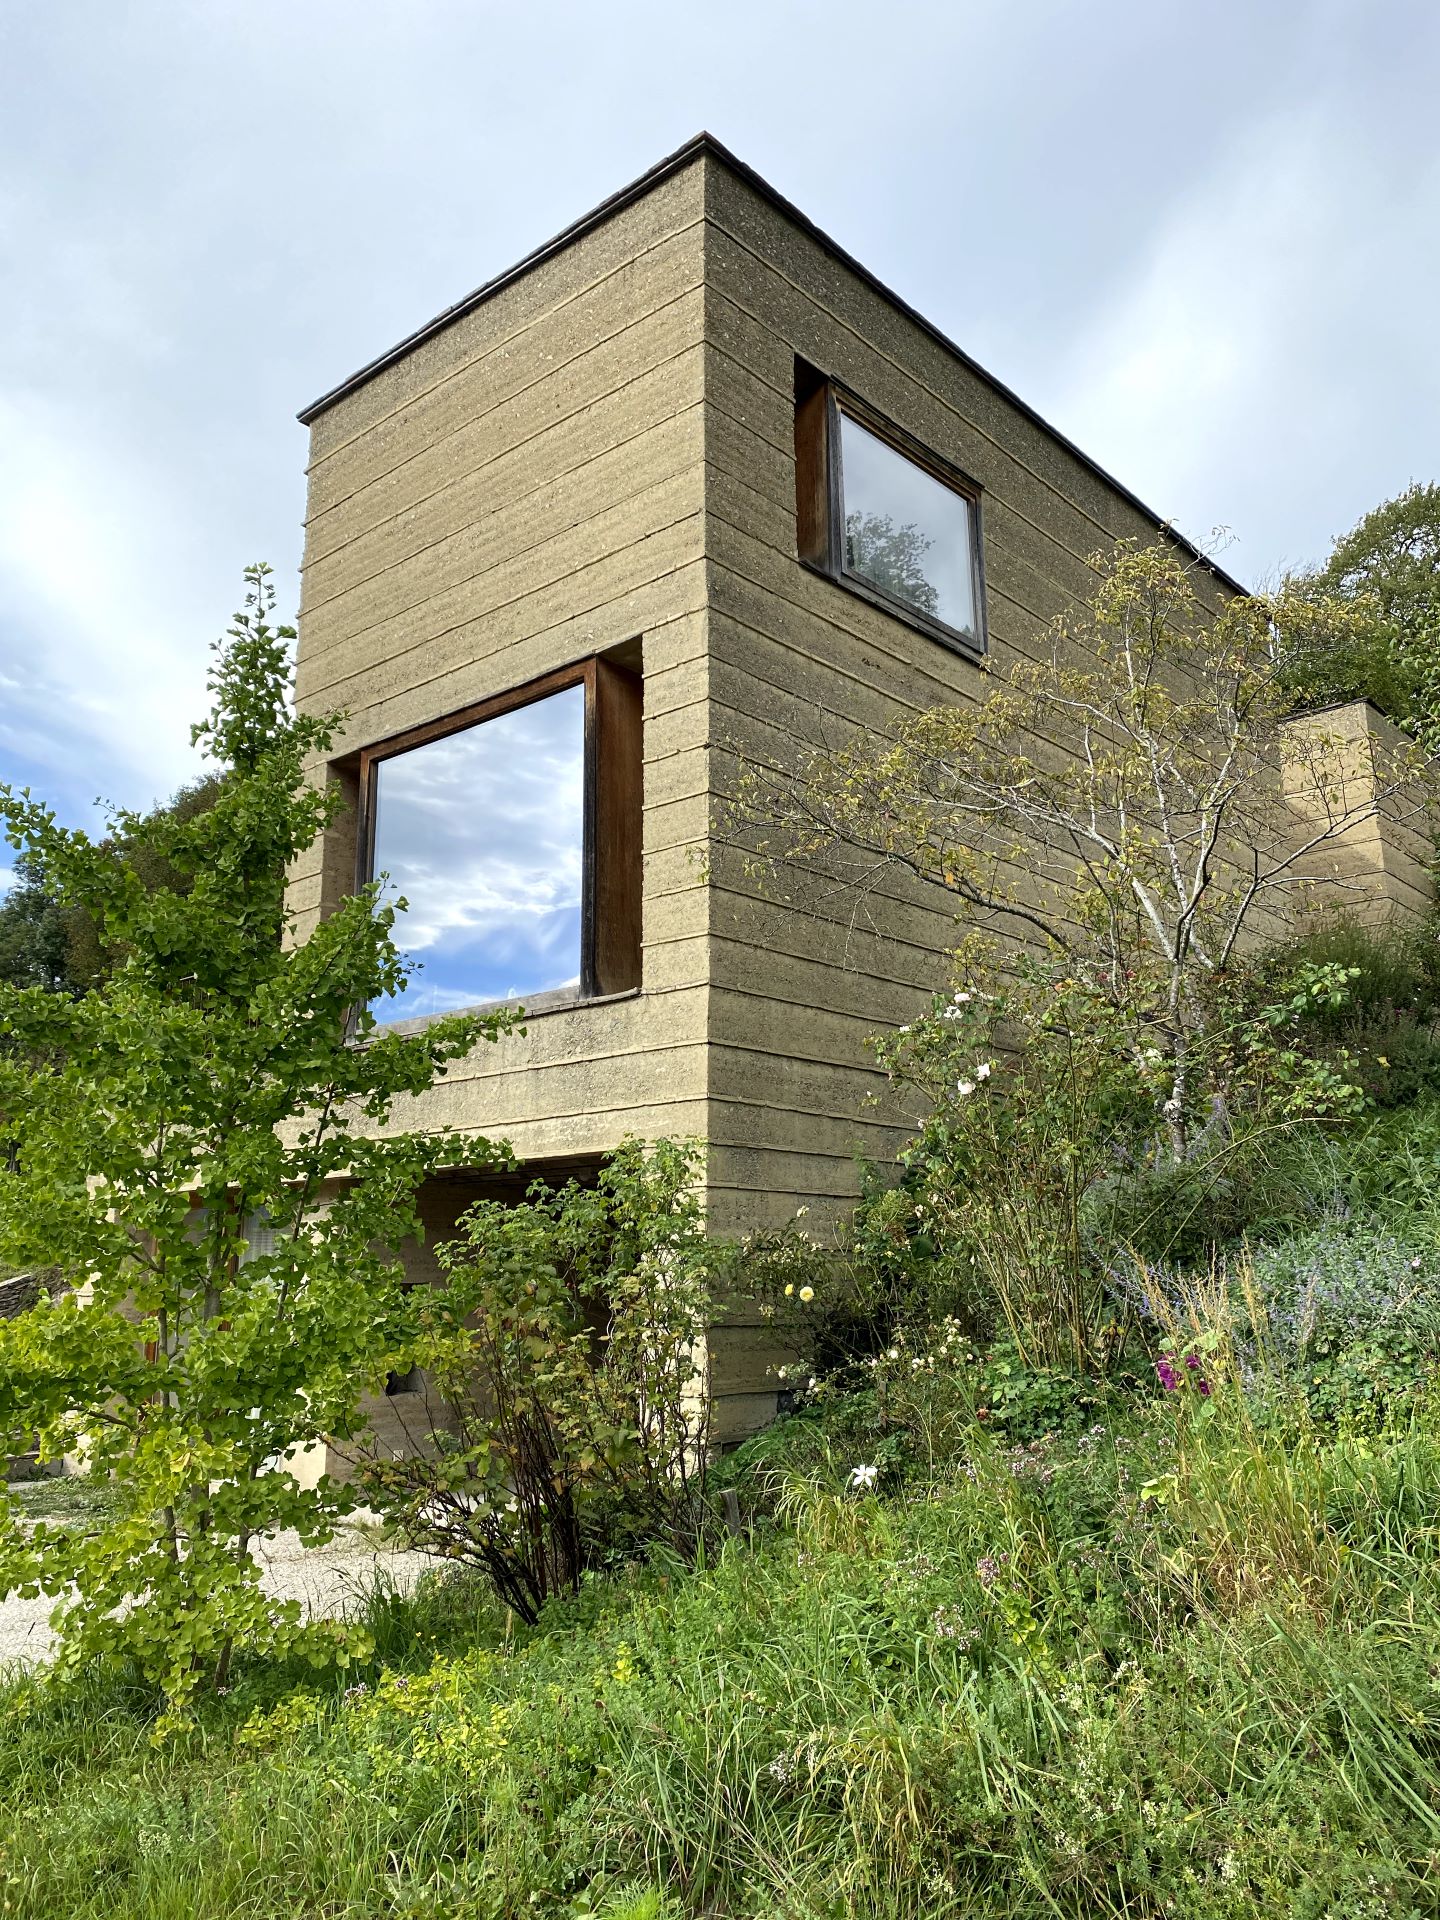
3,1382,1440,1918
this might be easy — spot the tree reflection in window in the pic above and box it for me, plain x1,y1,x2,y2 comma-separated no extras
838,412,977,638
843,511,940,619
368,683,585,1022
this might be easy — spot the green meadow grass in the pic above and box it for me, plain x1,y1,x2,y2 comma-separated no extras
3,1394,1439,1918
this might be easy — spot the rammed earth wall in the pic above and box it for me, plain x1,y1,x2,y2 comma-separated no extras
288,137,1433,1442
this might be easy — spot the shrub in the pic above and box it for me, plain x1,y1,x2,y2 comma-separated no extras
1245,912,1440,1110
714,1320,1116,1514
858,946,1375,1365
355,1140,716,1624
1245,1221,1440,1423
868,969,1154,1370
1112,1214,1440,1431
1278,479,1440,730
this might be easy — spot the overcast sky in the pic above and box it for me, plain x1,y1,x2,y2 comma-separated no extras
2,0,1438,859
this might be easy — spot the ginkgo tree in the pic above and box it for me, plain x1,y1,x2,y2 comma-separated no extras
0,566,513,1715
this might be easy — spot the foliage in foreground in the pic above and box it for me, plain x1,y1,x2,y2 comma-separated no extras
3,1379,1440,1918
855,951,1374,1370
353,1140,717,1624
0,568,513,1712
1,924,1436,1916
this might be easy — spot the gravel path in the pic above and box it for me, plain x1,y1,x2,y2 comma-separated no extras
0,1524,437,1667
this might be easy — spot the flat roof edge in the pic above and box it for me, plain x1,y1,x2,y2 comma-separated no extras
297,130,1247,596
296,132,715,427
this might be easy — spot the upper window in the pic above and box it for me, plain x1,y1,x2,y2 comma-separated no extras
795,370,985,655
358,659,641,1027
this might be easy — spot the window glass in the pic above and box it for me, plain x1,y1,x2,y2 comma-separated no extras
838,411,977,638
369,683,585,1023
241,1210,277,1263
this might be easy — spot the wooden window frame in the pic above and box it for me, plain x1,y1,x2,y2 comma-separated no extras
355,655,643,1019
796,369,988,660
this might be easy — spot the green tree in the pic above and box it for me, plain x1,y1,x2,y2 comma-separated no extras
1319,481,1440,620
0,777,225,997
0,566,514,1715
1279,481,1440,732
65,773,227,992
0,853,71,992
357,1140,715,1624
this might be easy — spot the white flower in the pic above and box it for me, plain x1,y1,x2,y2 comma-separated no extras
795,1205,810,1218
976,1061,993,1081
953,990,972,1004
956,1079,976,1098
886,1347,900,1361
849,1463,879,1490
798,1285,815,1303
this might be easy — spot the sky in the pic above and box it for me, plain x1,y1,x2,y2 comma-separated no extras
368,684,584,1019
2,0,1439,868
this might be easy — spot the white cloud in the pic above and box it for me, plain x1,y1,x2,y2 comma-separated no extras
368,687,587,1012
0,393,213,804
1048,102,1440,577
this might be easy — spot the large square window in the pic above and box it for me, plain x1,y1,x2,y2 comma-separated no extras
796,369,986,655
357,660,641,1027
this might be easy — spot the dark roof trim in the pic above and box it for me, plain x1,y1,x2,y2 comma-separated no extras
296,132,716,427
297,131,1247,596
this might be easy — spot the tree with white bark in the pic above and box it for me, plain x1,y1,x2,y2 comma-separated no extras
732,540,1436,1159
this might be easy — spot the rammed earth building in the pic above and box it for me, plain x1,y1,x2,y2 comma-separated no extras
288,135,1430,1445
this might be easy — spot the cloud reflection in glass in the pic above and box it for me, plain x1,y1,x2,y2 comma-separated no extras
368,684,585,1022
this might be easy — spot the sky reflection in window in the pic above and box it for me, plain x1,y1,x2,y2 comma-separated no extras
369,684,585,1023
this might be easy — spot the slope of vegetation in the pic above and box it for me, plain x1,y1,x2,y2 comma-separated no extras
3,1340,1440,1917
6,1061,1440,1918
4,532,1440,1917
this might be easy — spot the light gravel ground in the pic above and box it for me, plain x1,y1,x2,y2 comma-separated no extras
0,1522,437,1667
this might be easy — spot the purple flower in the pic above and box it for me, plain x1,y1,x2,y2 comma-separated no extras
1184,1353,1202,1371
1156,1357,1180,1392
1197,1378,1212,1397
